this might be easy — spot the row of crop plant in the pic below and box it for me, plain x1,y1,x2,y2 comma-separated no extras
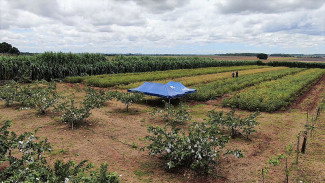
0,52,261,81
186,68,305,101
119,66,288,89
65,65,267,87
222,68,325,112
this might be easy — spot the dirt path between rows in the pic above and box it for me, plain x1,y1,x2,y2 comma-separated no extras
291,74,325,112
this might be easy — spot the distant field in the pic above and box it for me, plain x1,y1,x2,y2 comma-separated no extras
203,55,325,62
65,65,267,87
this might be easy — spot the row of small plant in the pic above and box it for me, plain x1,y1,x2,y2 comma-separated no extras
65,65,266,87
0,81,144,129
0,52,261,81
187,68,305,101
0,80,59,114
145,104,259,173
119,66,286,89
223,68,325,112
0,120,119,182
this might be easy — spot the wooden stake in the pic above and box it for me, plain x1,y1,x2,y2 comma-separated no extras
301,131,307,154
296,132,300,164
286,157,289,183
262,169,265,183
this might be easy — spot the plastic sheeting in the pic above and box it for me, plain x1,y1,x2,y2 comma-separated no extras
128,81,196,99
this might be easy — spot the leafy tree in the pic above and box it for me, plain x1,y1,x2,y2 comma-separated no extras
0,42,12,53
143,121,243,174
17,81,59,114
0,42,20,55
8,47,20,55
207,109,260,139
116,92,144,112
151,101,191,127
257,53,268,60
83,87,108,109
0,120,119,182
54,99,91,130
0,81,20,106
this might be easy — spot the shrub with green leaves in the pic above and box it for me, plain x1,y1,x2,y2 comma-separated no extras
143,121,243,174
19,82,59,114
262,145,294,183
54,99,91,130
0,81,60,114
0,81,20,106
207,109,260,139
0,120,119,182
105,90,121,100
116,92,144,112
151,101,191,126
83,87,108,109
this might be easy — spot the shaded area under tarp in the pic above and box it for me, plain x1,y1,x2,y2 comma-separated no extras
128,81,196,99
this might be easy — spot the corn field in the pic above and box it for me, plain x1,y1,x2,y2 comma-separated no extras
0,52,261,81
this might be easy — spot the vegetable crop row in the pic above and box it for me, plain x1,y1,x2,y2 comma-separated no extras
186,68,305,101
119,67,288,89
222,69,325,112
66,65,268,87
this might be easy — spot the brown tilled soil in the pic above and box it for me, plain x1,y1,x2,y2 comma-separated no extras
1,82,325,182
291,75,325,112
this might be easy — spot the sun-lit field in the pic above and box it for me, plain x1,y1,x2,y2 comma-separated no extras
2,0,325,182
1,58,325,182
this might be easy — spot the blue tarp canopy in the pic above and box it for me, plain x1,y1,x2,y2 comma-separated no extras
166,81,197,94
128,81,196,99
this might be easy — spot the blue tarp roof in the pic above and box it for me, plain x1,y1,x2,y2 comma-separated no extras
128,81,196,99
166,81,197,94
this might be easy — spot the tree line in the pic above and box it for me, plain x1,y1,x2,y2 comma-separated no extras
0,42,20,55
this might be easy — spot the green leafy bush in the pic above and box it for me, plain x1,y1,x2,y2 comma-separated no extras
151,101,191,126
207,109,260,139
54,99,91,130
143,122,243,174
83,87,108,109
0,81,59,114
19,82,59,114
116,92,144,112
0,81,20,106
0,120,119,182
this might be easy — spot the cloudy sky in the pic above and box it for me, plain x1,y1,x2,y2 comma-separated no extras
0,0,324,54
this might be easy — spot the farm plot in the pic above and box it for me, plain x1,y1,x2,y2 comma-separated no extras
65,65,267,87
119,66,288,89
187,68,305,101
223,68,325,112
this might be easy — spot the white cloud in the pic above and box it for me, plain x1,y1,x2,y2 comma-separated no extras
0,0,324,54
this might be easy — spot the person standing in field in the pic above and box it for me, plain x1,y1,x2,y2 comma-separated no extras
236,71,238,77
232,71,235,78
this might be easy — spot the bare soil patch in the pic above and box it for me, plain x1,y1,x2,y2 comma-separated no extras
291,75,325,112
